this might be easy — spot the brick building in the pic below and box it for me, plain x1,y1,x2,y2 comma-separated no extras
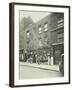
19,13,64,65
51,13,64,65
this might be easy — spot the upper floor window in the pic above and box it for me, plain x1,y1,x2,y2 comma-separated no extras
57,33,64,39
57,30,64,42
26,31,30,38
44,23,48,31
57,19,64,23
38,25,42,33
57,18,64,27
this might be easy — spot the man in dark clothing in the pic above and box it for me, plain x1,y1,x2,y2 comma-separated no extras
24,53,27,62
33,54,36,63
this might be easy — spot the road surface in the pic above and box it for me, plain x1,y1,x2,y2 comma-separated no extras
19,65,63,80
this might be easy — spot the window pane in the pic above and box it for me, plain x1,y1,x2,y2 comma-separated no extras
38,26,42,33
26,31,30,38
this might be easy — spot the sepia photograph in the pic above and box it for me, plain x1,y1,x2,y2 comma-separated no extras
9,3,70,87
19,11,64,79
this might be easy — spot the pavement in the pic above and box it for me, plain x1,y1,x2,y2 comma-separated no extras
20,62,59,72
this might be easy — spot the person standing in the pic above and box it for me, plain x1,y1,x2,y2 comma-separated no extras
33,54,36,63
35,54,38,64
47,54,51,65
24,53,27,62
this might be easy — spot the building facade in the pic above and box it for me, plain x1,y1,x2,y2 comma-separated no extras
19,13,64,65
50,13,64,65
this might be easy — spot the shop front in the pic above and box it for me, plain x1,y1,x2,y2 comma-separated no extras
19,49,24,61
52,42,64,65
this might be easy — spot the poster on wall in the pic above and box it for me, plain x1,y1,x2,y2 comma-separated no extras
9,2,70,87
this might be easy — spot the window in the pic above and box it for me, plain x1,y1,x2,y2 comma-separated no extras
58,22,64,27
44,23,48,31
26,31,30,43
57,19,64,23
57,18,64,28
57,33,64,39
38,25,42,33
57,31,64,42
26,31,30,38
